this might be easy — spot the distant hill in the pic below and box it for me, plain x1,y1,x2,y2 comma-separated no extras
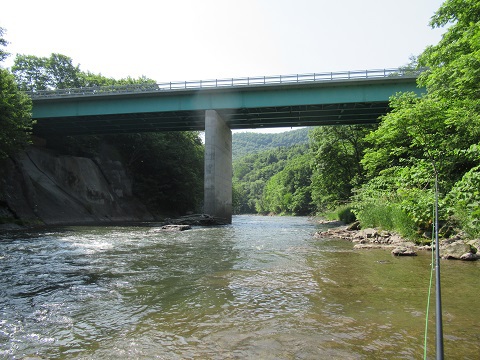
232,127,310,160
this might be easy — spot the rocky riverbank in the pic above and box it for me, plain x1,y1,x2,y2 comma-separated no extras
314,220,480,261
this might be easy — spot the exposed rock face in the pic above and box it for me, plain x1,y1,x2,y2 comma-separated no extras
0,145,154,225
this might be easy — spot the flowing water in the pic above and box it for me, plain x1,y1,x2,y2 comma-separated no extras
0,215,479,359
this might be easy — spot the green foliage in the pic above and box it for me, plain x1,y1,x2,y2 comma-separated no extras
259,153,313,215
14,51,201,216
110,132,204,216
11,53,157,91
354,0,480,239
446,165,480,238
0,27,9,63
419,0,480,100
232,128,309,160
0,36,33,159
310,125,374,210
357,74,480,236
354,202,417,239
12,53,82,91
233,144,309,214
324,204,357,224
337,206,356,224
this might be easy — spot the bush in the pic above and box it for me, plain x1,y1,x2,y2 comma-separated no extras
446,165,480,238
337,205,356,224
322,204,356,224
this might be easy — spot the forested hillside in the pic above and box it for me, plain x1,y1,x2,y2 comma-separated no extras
232,127,309,160
233,144,310,214
232,124,373,216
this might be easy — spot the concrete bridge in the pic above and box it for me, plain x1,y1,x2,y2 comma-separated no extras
29,68,422,223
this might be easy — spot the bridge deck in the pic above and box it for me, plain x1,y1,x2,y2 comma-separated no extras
30,69,422,136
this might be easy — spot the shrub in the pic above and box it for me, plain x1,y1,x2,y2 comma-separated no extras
446,165,480,238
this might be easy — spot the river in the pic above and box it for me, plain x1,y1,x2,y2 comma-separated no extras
0,215,479,359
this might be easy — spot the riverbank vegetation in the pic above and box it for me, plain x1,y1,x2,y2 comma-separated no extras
234,0,480,240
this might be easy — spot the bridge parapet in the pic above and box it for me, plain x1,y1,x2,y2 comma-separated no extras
27,68,422,99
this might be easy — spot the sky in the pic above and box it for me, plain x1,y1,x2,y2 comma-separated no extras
2,0,447,133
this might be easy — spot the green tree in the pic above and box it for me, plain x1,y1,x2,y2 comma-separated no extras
0,28,33,159
233,144,309,213
79,71,118,87
418,0,480,100
0,69,33,159
0,27,9,63
12,53,83,90
260,153,313,215
12,52,158,91
11,54,50,91
310,125,373,210
47,53,82,89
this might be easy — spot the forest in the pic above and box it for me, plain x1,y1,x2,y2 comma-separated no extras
1,0,479,239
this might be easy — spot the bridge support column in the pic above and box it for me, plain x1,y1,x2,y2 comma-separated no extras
204,110,232,224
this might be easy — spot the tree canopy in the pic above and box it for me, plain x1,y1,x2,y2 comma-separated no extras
0,27,33,160
0,27,9,63
11,53,156,91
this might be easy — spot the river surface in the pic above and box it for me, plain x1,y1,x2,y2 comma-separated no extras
0,215,479,359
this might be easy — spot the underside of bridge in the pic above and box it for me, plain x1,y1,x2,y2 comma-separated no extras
32,101,388,137
32,104,389,224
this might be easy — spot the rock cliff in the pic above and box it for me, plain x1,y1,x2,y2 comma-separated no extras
0,144,154,225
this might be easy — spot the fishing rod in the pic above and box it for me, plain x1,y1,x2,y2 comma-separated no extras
434,171,444,359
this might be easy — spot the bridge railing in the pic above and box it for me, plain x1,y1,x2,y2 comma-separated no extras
27,68,422,99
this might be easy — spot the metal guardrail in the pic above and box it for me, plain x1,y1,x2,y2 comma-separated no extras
28,68,421,99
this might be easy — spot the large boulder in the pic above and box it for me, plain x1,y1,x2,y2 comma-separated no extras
392,247,417,256
440,240,473,260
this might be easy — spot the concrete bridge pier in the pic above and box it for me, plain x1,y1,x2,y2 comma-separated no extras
204,110,232,224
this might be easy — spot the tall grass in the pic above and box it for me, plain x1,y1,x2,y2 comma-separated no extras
323,204,356,224
354,203,417,239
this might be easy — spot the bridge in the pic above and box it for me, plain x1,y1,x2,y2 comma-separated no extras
30,68,423,224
